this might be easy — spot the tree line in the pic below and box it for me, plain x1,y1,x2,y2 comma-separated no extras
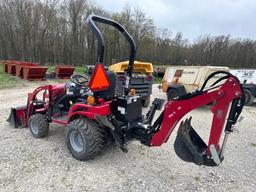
0,0,255,69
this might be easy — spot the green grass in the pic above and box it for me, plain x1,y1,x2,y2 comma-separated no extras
0,64,84,88
153,75,162,84
251,143,256,148
46,65,86,75
0,64,20,88
47,65,55,73
74,66,87,75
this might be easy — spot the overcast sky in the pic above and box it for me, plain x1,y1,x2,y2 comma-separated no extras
94,0,256,41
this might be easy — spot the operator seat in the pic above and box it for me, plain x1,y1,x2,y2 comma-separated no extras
94,71,117,100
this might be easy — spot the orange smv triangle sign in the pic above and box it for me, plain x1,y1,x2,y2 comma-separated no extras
89,63,110,92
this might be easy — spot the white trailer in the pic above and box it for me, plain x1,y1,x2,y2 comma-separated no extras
230,69,256,84
230,69,256,105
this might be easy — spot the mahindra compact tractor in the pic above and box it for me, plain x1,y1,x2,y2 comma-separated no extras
8,15,245,166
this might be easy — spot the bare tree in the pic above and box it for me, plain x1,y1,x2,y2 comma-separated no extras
0,0,256,69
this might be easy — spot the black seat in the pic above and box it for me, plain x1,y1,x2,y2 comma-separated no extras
94,71,117,100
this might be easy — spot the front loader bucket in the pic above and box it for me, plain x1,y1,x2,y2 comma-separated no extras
23,66,48,80
55,65,75,79
7,106,27,128
3,62,9,73
15,62,39,77
174,117,221,166
7,62,17,75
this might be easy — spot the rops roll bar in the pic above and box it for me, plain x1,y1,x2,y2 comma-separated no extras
87,15,137,92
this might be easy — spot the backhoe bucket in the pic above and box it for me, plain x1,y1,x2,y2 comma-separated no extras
7,106,27,128
174,117,221,166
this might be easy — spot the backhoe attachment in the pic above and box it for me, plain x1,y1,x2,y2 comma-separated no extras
150,72,245,166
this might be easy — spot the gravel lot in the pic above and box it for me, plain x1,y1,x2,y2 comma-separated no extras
0,82,256,192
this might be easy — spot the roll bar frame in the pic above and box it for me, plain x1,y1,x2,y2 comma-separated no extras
87,15,137,93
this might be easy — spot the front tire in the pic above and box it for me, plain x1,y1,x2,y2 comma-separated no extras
29,114,49,138
66,118,104,160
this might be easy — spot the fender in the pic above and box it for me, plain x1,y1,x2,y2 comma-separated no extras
68,102,112,121
27,83,66,117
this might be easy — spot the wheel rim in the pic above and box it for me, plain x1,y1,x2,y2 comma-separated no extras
70,130,84,153
30,119,39,135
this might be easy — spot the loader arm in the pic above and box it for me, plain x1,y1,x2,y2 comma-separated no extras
150,76,244,165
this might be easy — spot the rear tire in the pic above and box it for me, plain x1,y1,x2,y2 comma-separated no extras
167,89,178,101
66,118,104,160
244,89,254,106
29,114,49,138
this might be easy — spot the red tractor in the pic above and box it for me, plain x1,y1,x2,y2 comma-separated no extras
8,15,245,166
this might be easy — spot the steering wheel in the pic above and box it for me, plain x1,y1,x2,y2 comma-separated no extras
70,74,89,86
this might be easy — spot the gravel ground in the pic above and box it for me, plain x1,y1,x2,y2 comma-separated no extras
0,82,256,192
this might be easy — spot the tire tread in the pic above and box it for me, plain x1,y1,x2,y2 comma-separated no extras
66,118,104,160
29,114,49,138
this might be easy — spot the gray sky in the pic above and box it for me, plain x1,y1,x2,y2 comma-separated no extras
94,0,256,41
